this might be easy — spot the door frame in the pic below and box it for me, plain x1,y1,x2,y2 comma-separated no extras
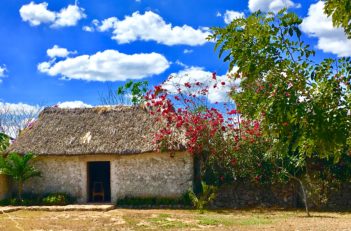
87,161,111,203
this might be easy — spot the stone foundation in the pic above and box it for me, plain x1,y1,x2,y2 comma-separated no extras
214,183,298,208
325,183,351,209
214,182,351,209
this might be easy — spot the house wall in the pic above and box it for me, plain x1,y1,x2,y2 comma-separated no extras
22,152,193,203
0,175,9,200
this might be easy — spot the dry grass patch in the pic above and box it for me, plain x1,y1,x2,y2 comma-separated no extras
0,208,351,230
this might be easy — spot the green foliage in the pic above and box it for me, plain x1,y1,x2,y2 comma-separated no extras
117,80,149,105
204,136,278,186
210,9,351,174
209,9,351,215
209,10,310,75
0,133,10,153
188,182,217,212
0,193,40,206
116,194,191,207
324,0,351,38
0,152,41,183
0,152,41,199
0,192,76,206
41,193,76,205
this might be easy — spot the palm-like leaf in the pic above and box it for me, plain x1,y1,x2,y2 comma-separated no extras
188,182,218,211
0,152,41,199
1,153,41,181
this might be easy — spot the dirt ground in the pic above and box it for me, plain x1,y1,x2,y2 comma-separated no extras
0,208,351,231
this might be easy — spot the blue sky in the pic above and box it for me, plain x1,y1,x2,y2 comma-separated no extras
0,0,350,108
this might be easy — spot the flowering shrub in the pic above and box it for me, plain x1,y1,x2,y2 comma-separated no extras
144,73,274,186
209,10,351,215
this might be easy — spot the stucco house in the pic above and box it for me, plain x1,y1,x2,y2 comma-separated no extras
0,106,193,203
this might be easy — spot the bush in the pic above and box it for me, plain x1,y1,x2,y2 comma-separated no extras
116,193,192,207
203,135,277,186
188,182,217,212
41,193,76,205
0,192,76,206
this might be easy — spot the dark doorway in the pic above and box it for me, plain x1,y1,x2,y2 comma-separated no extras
87,161,111,202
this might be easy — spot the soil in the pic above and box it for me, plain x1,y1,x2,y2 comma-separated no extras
0,208,350,231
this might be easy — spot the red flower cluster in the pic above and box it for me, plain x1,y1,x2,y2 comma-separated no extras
145,74,263,158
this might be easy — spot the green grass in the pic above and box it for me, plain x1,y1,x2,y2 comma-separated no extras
239,217,273,225
123,213,194,230
147,214,193,229
197,214,274,227
198,215,237,226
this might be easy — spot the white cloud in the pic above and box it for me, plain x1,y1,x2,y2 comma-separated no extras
97,17,118,32
248,0,300,13
183,49,193,54
223,10,245,24
57,101,92,108
82,25,94,32
51,4,86,28
47,45,76,58
38,49,170,82
19,2,56,26
162,66,240,103
82,19,99,32
175,60,188,68
301,1,351,57
0,65,6,83
92,11,210,46
19,2,85,28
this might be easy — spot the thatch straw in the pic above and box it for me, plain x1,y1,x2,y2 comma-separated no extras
7,106,158,155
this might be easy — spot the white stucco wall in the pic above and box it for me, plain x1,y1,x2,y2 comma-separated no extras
22,152,193,203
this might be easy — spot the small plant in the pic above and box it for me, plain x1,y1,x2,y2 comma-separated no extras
42,193,76,205
188,182,218,212
0,152,41,200
0,195,35,206
0,192,76,206
116,194,191,207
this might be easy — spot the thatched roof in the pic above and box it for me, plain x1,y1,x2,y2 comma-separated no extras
7,106,158,155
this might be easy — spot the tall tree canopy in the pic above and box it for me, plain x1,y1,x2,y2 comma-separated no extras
324,0,351,38
209,10,351,215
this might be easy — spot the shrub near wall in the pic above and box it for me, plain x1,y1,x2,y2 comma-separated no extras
116,194,192,208
0,192,76,206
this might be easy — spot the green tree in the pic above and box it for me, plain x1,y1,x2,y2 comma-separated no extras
100,81,149,106
324,0,351,38
117,80,149,105
0,153,41,200
0,133,10,153
209,10,351,216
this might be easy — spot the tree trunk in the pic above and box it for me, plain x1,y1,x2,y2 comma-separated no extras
193,154,202,195
298,179,310,217
291,176,310,217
